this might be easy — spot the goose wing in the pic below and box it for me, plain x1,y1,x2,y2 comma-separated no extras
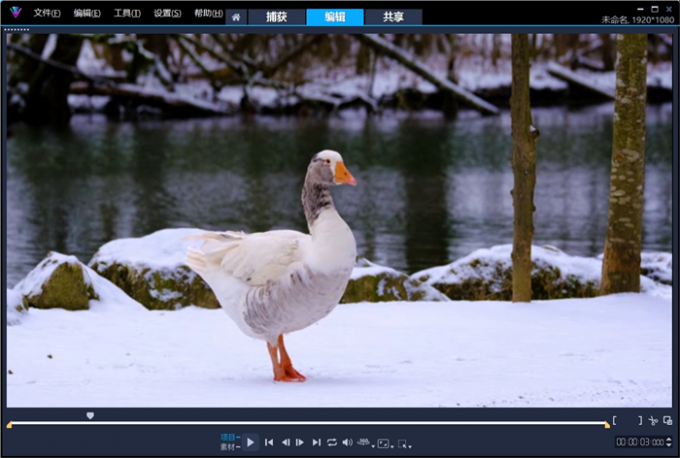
185,230,311,287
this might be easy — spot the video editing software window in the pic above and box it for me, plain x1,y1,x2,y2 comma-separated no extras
1,1,678,456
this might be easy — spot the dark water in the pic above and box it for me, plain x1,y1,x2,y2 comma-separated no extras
5,104,673,286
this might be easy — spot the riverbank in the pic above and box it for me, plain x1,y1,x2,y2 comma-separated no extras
67,60,673,119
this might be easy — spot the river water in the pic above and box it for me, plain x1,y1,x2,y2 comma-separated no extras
5,104,673,286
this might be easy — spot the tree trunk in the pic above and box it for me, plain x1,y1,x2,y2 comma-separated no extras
8,34,49,87
599,34,616,71
23,35,82,126
442,34,459,119
510,34,539,303
600,34,647,295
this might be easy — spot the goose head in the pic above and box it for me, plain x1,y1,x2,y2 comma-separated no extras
306,150,357,187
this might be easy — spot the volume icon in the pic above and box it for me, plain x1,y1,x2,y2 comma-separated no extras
343,438,353,446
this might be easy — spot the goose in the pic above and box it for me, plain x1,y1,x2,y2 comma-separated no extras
185,150,357,382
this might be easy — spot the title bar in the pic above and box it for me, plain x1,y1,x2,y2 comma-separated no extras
1,2,678,26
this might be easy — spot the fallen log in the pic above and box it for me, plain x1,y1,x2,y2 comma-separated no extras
7,42,113,86
355,34,499,116
547,62,615,100
70,82,229,116
570,55,606,72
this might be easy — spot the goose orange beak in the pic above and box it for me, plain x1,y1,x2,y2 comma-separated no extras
334,161,357,186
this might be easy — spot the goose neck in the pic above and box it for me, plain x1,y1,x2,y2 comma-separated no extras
302,181,334,231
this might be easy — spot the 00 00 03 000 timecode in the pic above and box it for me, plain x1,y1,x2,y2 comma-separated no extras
614,436,673,448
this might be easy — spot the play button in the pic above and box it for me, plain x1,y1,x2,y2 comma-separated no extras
241,433,260,452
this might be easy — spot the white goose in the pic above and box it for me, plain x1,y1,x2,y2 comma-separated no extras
185,150,357,382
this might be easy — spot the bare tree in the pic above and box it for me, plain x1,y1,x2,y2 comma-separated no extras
22,35,83,126
600,34,648,295
510,34,539,302
599,34,616,71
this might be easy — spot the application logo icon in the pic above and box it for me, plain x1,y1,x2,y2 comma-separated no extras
10,7,22,18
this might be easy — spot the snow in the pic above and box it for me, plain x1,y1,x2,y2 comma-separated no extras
6,289,28,326
14,252,82,299
351,258,399,281
414,245,672,300
89,228,206,271
7,293,671,407
41,34,57,60
640,252,673,285
68,95,111,111
89,229,448,302
12,251,144,312
352,258,449,302
82,263,147,312
574,62,673,92
64,33,672,115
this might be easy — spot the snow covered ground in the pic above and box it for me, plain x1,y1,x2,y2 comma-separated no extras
6,293,671,408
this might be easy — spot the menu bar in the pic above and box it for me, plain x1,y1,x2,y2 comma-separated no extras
2,2,678,26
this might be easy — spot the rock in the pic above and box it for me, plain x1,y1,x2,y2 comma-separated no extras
13,252,144,312
88,228,220,311
413,245,602,301
342,258,450,303
640,252,672,285
88,229,448,308
414,245,672,301
7,289,29,325
15,252,98,311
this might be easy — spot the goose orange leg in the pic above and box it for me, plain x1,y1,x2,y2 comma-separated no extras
278,334,306,382
266,336,306,382
267,341,290,382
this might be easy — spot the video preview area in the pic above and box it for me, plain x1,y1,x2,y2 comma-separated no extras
4,32,673,408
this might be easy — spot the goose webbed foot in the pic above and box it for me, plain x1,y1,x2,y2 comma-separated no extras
267,335,307,382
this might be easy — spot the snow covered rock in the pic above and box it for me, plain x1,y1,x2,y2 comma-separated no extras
87,228,447,309
413,245,601,301
595,252,672,286
88,228,220,311
640,252,672,286
14,252,146,312
7,289,29,326
342,258,450,303
15,252,99,310
413,245,672,301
